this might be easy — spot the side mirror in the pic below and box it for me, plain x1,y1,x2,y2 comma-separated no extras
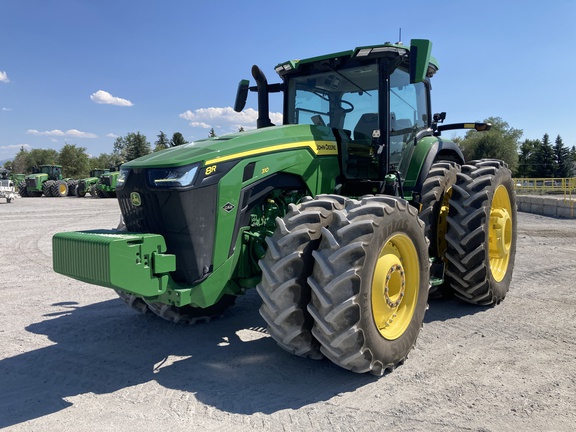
234,79,250,112
409,39,432,84
435,122,492,135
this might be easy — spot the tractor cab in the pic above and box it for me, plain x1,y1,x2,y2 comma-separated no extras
236,40,437,197
31,164,63,181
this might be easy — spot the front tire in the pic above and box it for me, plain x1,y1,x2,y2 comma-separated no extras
76,182,87,197
144,295,236,324
67,180,78,196
115,290,150,314
43,180,55,197
256,195,348,359
308,196,430,376
18,181,29,197
445,159,517,305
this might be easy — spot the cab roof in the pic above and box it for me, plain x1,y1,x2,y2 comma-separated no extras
274,42,439,78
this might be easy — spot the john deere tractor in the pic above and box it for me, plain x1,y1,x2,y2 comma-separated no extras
53,40,516,375
95,169,121,198
19,164,70,197
76,169,110,197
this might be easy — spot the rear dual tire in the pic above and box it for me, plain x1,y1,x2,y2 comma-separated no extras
259,195,429,376
445,159,517,305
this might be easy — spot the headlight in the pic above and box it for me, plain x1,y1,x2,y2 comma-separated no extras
148,163,200,188
116,168,130,189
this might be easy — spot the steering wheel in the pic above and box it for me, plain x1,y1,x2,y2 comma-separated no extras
341,99,354,113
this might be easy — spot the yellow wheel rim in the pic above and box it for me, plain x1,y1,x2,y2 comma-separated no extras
372,233,420,340
488,185,513,282
59,183,67,195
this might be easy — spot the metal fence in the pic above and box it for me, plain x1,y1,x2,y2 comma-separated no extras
514,177,576,197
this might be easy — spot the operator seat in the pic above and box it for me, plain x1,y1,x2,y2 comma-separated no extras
390,117,413,166
353,113,378,144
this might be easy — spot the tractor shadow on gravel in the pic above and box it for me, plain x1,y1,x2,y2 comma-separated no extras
0,290,487,427
424,293,489,323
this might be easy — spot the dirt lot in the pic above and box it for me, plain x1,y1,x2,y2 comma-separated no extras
1,197,575,431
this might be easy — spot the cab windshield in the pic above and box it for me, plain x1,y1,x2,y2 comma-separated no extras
287,64,378,132
286,64,428,177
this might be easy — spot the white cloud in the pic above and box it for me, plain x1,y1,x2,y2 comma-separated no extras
2,107,12,111
27,129,98,138
90,90,133,107
106,133,118,138
0,144,31,151
0,71,9,83
179,107,283,134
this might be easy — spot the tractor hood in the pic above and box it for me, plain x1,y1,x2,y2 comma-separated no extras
123,124,338,169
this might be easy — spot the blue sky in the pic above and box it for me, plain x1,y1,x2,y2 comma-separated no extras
1,0,575,162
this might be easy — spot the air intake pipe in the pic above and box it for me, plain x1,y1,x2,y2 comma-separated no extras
251,65,274,129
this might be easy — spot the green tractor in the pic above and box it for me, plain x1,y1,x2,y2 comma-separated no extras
53,39,516,375
19,164,70,197
95,169,121,198
76,169,110,197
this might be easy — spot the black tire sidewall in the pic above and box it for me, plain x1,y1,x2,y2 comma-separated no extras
355,203,430,366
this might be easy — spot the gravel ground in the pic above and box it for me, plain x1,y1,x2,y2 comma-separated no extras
0,196,575,431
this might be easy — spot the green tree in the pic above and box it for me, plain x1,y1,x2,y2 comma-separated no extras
114,132,151,162
530,134,556,178
57,143,89,178
456,116,521,173
154,131,170,152
89,154,119,172
170,132,188,147
517,139,539,177
553,135,571,178
24,148,59,172
126,132,151,161
112,136,128,162
11,147,29,174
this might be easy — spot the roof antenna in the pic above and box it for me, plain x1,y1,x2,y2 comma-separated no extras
397,28,402,44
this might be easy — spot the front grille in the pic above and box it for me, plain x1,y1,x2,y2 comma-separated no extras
26,178,39,189
117,169,217,285
101,177,112,187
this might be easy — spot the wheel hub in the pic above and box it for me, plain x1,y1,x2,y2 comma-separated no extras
489,207,512,258
384,263,406,308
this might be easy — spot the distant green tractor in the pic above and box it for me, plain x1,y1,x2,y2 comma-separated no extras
95,170,120,198
53,40,517,375
19,164,69,197
76,169,110,197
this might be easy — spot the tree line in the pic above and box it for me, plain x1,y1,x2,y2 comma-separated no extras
4,131,189,179
453,116,575,178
